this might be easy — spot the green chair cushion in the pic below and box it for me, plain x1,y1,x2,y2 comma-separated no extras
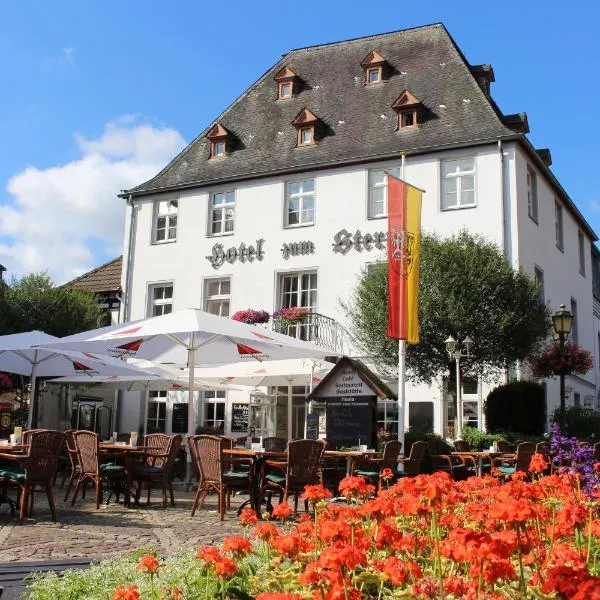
0,469,25,482
354,470,380,478
223,471,250,481
133,465,162,474
499,466,516,475
265,473,286,485
100,464,125,473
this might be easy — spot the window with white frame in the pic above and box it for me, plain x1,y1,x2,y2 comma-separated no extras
147,283,173,317
209,191,235,235
278,271,317,340
571,297,578,344
153,199,178,243
204,278,230,317
285,180,315,227
368,167,401,218
555,200,564,251
534,266,545,305
203,390,226,432
279,271,317,310
441,158,476,210
578,230,586,276
147,391,167,433
527,167,538,223
377,399,399,435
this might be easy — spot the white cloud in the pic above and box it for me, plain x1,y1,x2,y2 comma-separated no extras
0,117,186,284
45,47,76,67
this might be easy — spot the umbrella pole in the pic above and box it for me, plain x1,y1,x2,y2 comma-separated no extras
27,352,39,429
186,335,197,488
287,380,293,441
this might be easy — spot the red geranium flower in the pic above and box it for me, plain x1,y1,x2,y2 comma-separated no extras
135,554,159,574
112,585,140,600
272,501,293,520
528,452,548,474
239,507,258,526
302,484,332,504
222,535,252,556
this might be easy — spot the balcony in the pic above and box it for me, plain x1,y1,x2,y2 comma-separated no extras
271,312,351,355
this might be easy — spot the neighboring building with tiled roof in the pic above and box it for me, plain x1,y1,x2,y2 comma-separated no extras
118,23,600,438
65,256,122,324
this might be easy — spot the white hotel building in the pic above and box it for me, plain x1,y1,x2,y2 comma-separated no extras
116,23,600,439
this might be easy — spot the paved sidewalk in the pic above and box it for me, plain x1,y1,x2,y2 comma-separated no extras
0,485,245,562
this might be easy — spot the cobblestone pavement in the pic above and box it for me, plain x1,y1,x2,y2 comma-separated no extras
0,484,246,562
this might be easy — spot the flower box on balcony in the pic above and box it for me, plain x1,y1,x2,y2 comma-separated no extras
272,307,310,326
231,309,270,325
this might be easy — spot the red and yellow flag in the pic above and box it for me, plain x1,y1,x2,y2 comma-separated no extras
386,174,422,344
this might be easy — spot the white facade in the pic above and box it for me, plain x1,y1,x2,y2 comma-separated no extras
120,139,599,438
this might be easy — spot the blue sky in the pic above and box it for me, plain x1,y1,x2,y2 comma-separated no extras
1,1,599,282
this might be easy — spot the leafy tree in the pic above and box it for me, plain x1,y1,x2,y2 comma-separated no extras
0,273,103,337
344,231,550,384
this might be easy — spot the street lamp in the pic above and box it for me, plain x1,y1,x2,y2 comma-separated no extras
551,304,573,418
445,335,473,439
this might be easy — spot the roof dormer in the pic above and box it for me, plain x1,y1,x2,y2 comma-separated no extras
391,90,423,129
292,108,320,147
275,66,298,100
361,51,388,85
206,123,229,158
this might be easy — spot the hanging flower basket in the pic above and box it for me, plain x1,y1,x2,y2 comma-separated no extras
530,340,593,379
231,309,270,325
272,306,311,326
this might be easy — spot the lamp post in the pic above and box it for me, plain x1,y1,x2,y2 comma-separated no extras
551,304,573,420
445,335,473,440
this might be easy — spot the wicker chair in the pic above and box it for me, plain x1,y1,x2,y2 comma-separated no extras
496,440,512,453
62,430,81,502
426,439,473,480
133,434,182,508
453,440,470,452
0,430,64,522
260,439,326,514
397,440,428,476
263,437,288,452
189,435,253,520
492,442,536,478
354,440,402,489
70,430,126,509
22,429,48,447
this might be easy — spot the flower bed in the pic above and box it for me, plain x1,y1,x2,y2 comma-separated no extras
29,471,600,599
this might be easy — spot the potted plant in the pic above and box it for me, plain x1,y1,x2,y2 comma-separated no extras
272,306,310,327
530,340,593,378
231,309,270,325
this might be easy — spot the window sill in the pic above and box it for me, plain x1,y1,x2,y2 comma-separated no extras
440,204,477,212
151,239,177,246
283,222,315,229
207,231,235,238
367,214,388,220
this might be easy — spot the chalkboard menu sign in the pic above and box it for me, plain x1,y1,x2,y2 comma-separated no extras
324,395,376,450
306,412,319,440
231,403,249,433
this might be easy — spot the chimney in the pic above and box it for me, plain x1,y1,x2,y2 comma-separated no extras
470,64,495,97
535,148,552,167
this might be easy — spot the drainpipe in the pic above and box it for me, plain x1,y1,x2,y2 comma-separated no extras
498,140,507,260
122,194,135,323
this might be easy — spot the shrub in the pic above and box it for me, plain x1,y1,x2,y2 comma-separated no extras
484,381,546,435
552,405,600,440
460,427,506,451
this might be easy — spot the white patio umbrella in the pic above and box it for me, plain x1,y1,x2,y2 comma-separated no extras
0,330,159,428
41,309,337,459
193,358,333,439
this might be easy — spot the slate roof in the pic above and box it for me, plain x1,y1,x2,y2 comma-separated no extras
127,23,515,196
65,256,122,294
124,23,597,241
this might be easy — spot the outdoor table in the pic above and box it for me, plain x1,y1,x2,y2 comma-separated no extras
223,448,286,514
98,443,145,506
0,451,26,513
451,451,513,477
324,450,382,477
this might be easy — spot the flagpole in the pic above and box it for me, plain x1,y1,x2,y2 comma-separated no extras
397,154,407,453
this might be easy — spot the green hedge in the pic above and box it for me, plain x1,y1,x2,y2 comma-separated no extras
552,406,600,440
484,381,546,436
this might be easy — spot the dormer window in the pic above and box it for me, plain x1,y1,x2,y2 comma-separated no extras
361,51,388,85
206,123,229,159
292,108,319,147
392,90,423,129
275,66,298,100
299,127,313,145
